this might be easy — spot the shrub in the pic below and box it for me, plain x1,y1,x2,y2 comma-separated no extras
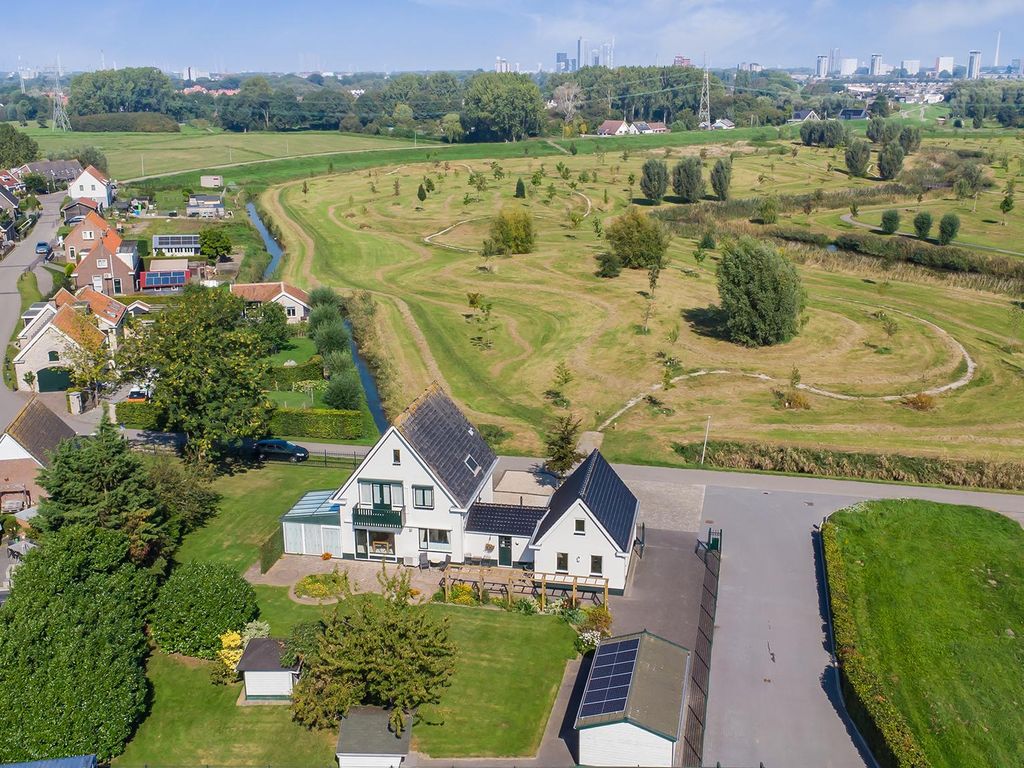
913,211,933,240
640,158,669,203
845,140,871,178
264,356,324,390
755,196,779,224
448,583,478,605
575,629,602,655
308,304,342,337
717,237,805,347
699,231,716,250
313,317,350,355
514,177,526,198
242,620,271,645
152,562,259,659
322,369,364,410
671,157,705,203
268,407,363,440
322,349,354,376
880,209,900,235
259,527,284,574
488,208,535,255
772,388,811,410
605,208,670,269
595,251,621,277
513,597,539,615
114,400,165,430
938,213,960,245
579,604,613,637
877,143,904,181
902,393,936,411
294,568,349,599
69,112,179,132
478,423,512,448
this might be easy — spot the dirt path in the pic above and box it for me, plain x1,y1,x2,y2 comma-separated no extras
262,184,320,287
423,217,489,253
598,303,976,430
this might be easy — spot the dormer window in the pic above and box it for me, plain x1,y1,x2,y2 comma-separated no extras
392,449,401,465
465,454,480,475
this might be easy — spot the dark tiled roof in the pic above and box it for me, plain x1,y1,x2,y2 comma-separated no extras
236,638,297,672
4,398,75,467
575,630,690,739
466,502,546,537
336,706,411,755
536,450,638,551
393,385,496,509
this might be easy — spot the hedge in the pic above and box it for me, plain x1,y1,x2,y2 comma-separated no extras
831,232,1024,280
259,527,285,575
672,440,1024,490
269,407,363,440
265,356,323,390
69,112,180,132
114,401,165,430
821,519,930,768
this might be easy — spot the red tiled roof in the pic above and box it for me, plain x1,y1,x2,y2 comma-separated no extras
72,286,127,325
230,281,310,306
68,211,122,253
83,165,110,185
50,304,105,348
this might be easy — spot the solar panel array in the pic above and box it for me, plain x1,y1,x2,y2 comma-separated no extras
578,637,640,718
142,271,188,288
152,234,200,247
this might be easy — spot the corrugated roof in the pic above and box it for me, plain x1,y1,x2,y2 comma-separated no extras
281,489,339,524
4,398,75,467
466,502,546,537
392,385,496,509
236,638,297,672
535,450,638,552
575,631,690,740
336,706,411,756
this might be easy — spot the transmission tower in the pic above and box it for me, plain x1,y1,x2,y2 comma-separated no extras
698,57,711,129
52,68,72,133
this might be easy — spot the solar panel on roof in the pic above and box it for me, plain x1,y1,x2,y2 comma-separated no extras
578,638,640,720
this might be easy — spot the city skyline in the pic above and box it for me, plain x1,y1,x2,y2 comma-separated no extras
1,0,1022,75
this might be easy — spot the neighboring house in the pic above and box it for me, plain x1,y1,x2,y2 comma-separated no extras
336,707,411,768
711,118,735,130
789,109,821,123
281,385,641,593
152,233,201,257
200,174,224,188
140,258,191,291
72,240,140,296
53,287,127,348
17,158,83,188
185,193,227,218
63,211,121,263
0,397,75,512
839,108,870,120
0,171,24,194
645,121,669,133
13,304,105,392
575,631,690,767
596,120,638,136
69,165,114,210
61,198,100,224
0,186,19,216
236,638,300,701
230,281,311,324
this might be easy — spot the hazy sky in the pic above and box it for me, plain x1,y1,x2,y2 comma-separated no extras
4,0,1022,74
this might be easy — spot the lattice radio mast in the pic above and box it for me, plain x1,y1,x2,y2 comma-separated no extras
52,65,72,133
698,55,711,129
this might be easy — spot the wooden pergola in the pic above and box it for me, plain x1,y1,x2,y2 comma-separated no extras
442,563,609,607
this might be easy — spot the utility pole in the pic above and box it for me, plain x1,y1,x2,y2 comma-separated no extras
700,416,712,465
698,55,711,129
52,67,72,132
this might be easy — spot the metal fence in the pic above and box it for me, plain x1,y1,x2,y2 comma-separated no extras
683,545,722,768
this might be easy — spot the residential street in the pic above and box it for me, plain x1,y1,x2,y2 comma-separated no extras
0,192,63,427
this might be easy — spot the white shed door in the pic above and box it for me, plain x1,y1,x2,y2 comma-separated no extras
283,523,303,554
302,524,324,555
322,526,342,557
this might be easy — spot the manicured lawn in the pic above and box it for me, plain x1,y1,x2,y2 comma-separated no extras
4,271,43,388
267,389,327,409
175,464,351,573
827,500,1024,767
114,652,337,767
268,336,318,365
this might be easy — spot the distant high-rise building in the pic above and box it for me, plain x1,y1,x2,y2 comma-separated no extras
901,59,921,76
555,52,569,72
869,54,884,76
828,47,841,75
673,55,692,68
935,56,955,76
967,50,982,80
815,55,829,78
601,42,613,68
495,57,510,73
577,37,588,71
839,57,859,77
1012,58,1023,76
592,51,600,67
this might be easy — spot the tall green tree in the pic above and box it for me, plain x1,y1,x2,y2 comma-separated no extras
292,570,455,735
880,209,901,234
461,73,543,141
0,123,39,167
898,126,921,154
939,213,961,245
913,210,933,239
247,301,290,354
877,142,904,180
710,159,732,201
0,527,155,762
717,237,805,347
671,157,705,203
486,208,535,254
844,140,871,178
544,414,585,477
605,208,671,269
117,287,272,462
640,158,669,203
198,227,232,264
440,112,464,143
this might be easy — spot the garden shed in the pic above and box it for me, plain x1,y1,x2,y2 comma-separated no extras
575,631,691,767
336,706,411,768
235,638,299,701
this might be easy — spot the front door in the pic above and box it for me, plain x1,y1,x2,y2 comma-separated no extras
498,536,513,567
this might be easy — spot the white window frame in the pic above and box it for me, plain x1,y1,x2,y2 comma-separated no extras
392,448,401,465
83,230,94,241
112,278,122,294
419,528,451,552
574,519,586,535
286,305,297,317
556,552,568,573
412,485,434,510
96,258,108,268
590,555,603,576
465,454,480,475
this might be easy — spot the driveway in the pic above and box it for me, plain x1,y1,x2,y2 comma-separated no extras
0,192,63,427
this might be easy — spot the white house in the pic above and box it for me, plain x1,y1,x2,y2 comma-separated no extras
710,118,735,130
596,120,639,136
230,282,312,324
69,165,114,210
336,707,411,768
0,398,75,513
235,638,299,702
281,385,641,594
575,631,691,767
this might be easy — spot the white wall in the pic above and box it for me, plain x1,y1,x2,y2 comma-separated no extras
0,434,35,463
578,721,673,767
531,499,631,591
13,326,75,391
274,295,310,324
337,754,405,768
243,670,294,699
70,171,111,209
462,531,533,565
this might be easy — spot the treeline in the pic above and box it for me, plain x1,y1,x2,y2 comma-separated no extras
69,112,180,132
946,81,1024,127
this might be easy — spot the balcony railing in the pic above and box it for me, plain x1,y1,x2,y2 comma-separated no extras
353,504,405,529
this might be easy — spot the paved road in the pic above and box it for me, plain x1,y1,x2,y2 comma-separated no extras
0,193,63,427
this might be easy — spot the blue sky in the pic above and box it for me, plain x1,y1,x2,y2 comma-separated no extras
4,0,1022,74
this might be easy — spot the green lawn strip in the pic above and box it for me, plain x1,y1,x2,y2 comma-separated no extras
113,652,337,767
175,464,352,573
826,500,1024,767
267,390,325,409
3,271,43,388
268,336,317,365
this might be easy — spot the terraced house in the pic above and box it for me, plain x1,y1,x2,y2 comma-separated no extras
281,385,641,593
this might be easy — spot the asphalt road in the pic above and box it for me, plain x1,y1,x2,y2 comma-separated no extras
0,193,63,427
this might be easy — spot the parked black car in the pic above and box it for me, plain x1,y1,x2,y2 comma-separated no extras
253,439,309,463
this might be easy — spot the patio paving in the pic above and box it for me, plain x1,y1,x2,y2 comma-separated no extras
246,555,446,598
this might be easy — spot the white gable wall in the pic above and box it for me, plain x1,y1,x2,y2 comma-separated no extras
243,670,295,699
70,169,112,209
578,720,674,767
0,434,36,463
337,753,406,768
532,499,631,591
273,293,310,324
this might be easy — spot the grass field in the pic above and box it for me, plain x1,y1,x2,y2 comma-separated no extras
18,123,418,180
3,271,43,389
826,500,1024,767
264,134,1024,462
